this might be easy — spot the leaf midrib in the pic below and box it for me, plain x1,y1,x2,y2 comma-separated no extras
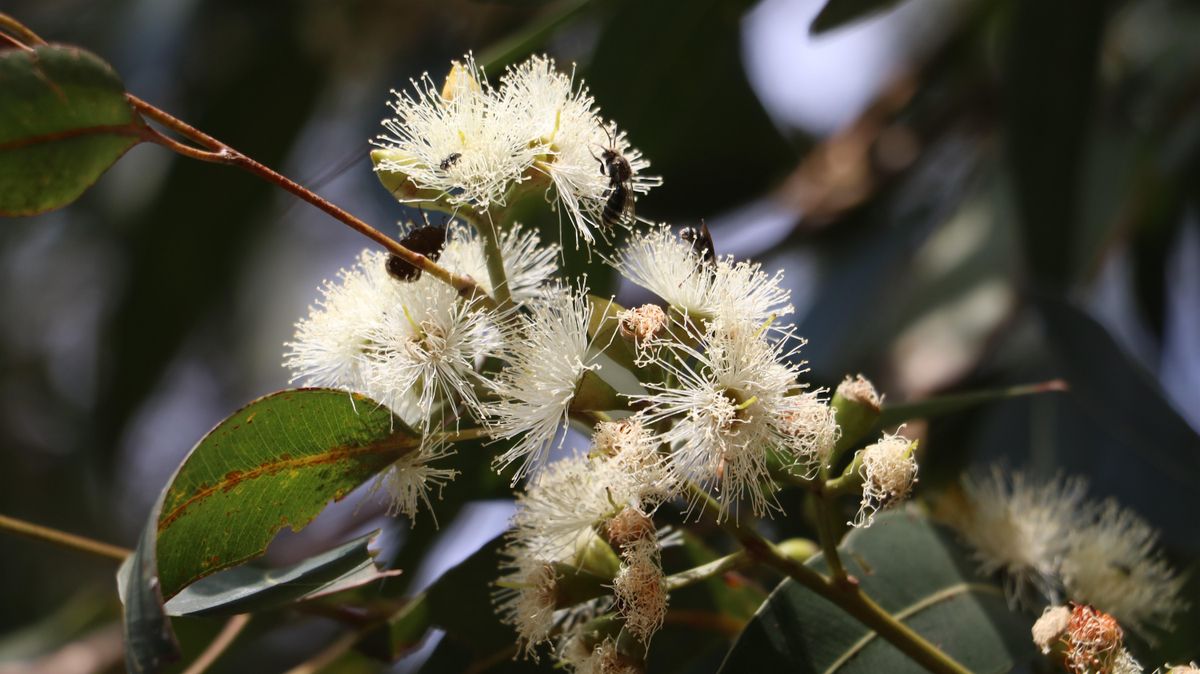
823,582,1003,673
158,434,416,531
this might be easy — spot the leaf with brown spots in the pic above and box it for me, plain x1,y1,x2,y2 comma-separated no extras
0,45,143,215
154,388,417,598
119,388,416,673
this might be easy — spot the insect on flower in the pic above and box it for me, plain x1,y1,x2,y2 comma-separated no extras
679,220,716,266
595,126,635,228
439,152,462,171
386,212,450,282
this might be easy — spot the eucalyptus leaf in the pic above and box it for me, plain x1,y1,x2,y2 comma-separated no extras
119,388,417,673
0,45,141,215
719,510,1036,673
163,531,399,617
877,379,1068,429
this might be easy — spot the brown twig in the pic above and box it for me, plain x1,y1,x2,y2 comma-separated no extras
0,513,130,561
125,94,497,310
180,614,252,674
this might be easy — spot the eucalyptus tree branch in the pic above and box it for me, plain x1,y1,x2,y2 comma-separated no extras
686,484,972,674
124,95,497,310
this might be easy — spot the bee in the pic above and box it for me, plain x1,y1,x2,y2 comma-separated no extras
386,211,449,282
679,220,716,266
439,152,462,171
594,128,634,228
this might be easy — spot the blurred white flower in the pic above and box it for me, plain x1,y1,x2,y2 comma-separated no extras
852,431,918,529
612,225,793,325
497,55,659,243
1062,500,1187,635
373,55,535,212
484,287,602,480
631,318,810,519
947,469,1086,605
560,636,638,674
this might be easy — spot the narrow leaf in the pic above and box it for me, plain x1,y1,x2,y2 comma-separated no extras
0,45,141,215
163,531,399,617
877,379,1068,428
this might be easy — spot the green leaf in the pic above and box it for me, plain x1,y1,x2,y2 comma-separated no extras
0,45,141,216
1004,0,1108,289
877,379,1068,429
585,0,796,218
810,0,909,34
119,388,417,673
719,510,1036,673
380,533,514,660
162,531,399,617
121,515,179,673
154,389,416,599
1036,296,1200,486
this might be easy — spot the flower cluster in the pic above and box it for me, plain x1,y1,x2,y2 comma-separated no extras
495,422,672,660
285,220,560,515
374,54,660,243
947,468,1186,636
281,52,1200,674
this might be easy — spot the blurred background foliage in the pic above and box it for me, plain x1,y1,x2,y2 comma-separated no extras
1,0,1198,671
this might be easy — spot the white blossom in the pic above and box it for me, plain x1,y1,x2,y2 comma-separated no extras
631,318,811,520
484,287,600,480
496,453,626,657
612,225,792,325
374,443,459,524
284,249,397,395
438,220,560,301
496,55,659,243
285,249,499,430
612,537,667,644
373,55,534,212
852,431,918,529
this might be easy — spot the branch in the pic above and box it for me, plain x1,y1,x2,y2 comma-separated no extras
125,95,498,310
0,513,130,561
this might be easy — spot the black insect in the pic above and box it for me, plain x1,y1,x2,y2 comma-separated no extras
386,215,449,282
439,152,462,171
679,220,716,266
594,129,634,228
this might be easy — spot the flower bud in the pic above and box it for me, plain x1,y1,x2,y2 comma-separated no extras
1065,604,1124,674
1031,605,1071,654
830,374,883,460
605,506,656,551
618,304,668,347
441,59,481,100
